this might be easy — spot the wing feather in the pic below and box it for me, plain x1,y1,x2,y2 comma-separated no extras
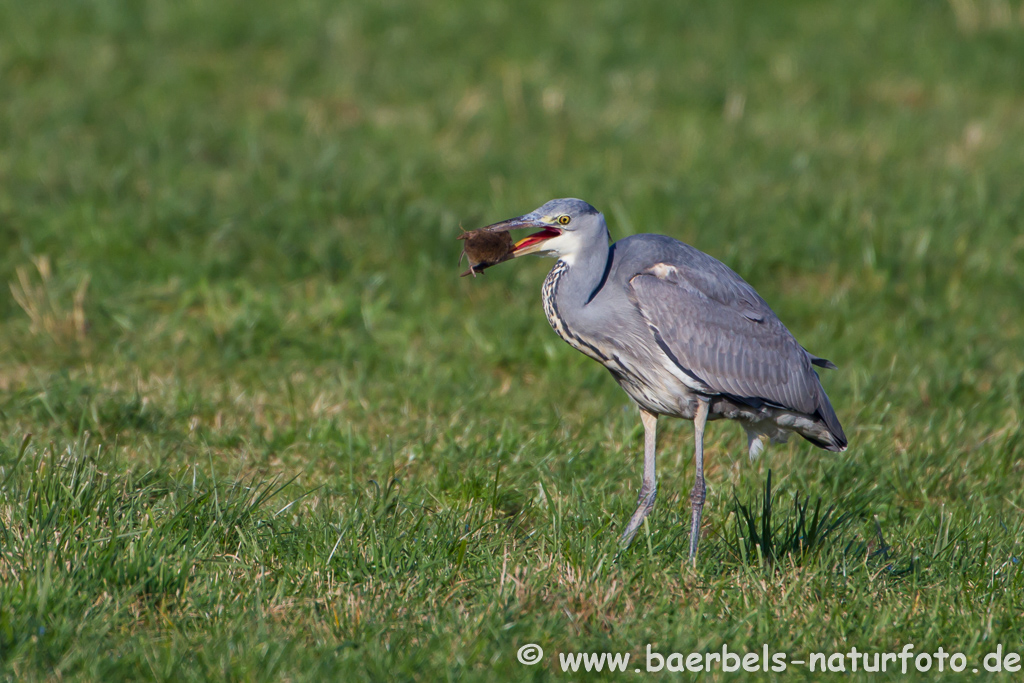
628,262,822,416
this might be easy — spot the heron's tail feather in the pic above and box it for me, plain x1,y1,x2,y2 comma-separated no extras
807,385,847,452
810,356,838,370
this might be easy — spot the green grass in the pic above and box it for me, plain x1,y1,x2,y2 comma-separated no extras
2,0,1024,679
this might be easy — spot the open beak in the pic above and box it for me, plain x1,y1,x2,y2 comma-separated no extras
479,215,562,257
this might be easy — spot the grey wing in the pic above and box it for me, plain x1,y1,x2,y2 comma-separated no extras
627,261,824,416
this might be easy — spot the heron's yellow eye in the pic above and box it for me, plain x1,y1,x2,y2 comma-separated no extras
558,215,571,225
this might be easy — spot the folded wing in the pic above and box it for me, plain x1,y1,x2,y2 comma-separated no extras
626,254,844,445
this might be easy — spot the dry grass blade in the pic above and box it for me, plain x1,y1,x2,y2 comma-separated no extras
9,255,90,345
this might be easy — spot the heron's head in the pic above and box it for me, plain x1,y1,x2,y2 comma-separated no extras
481,198,609,264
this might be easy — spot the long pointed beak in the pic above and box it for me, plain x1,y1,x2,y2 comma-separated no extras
479,215,562,257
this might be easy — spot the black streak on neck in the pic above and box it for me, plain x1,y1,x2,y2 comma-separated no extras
584,239,615,306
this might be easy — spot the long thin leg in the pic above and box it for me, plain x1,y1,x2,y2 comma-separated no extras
689,397,711,562
619,408,658,547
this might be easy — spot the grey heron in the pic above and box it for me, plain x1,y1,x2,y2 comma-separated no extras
472,198,847,560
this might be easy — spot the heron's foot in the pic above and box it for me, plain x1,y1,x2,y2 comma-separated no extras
688,482,706,561
619,486,657,548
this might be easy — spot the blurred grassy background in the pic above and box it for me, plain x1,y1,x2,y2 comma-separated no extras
1,0,1023,679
